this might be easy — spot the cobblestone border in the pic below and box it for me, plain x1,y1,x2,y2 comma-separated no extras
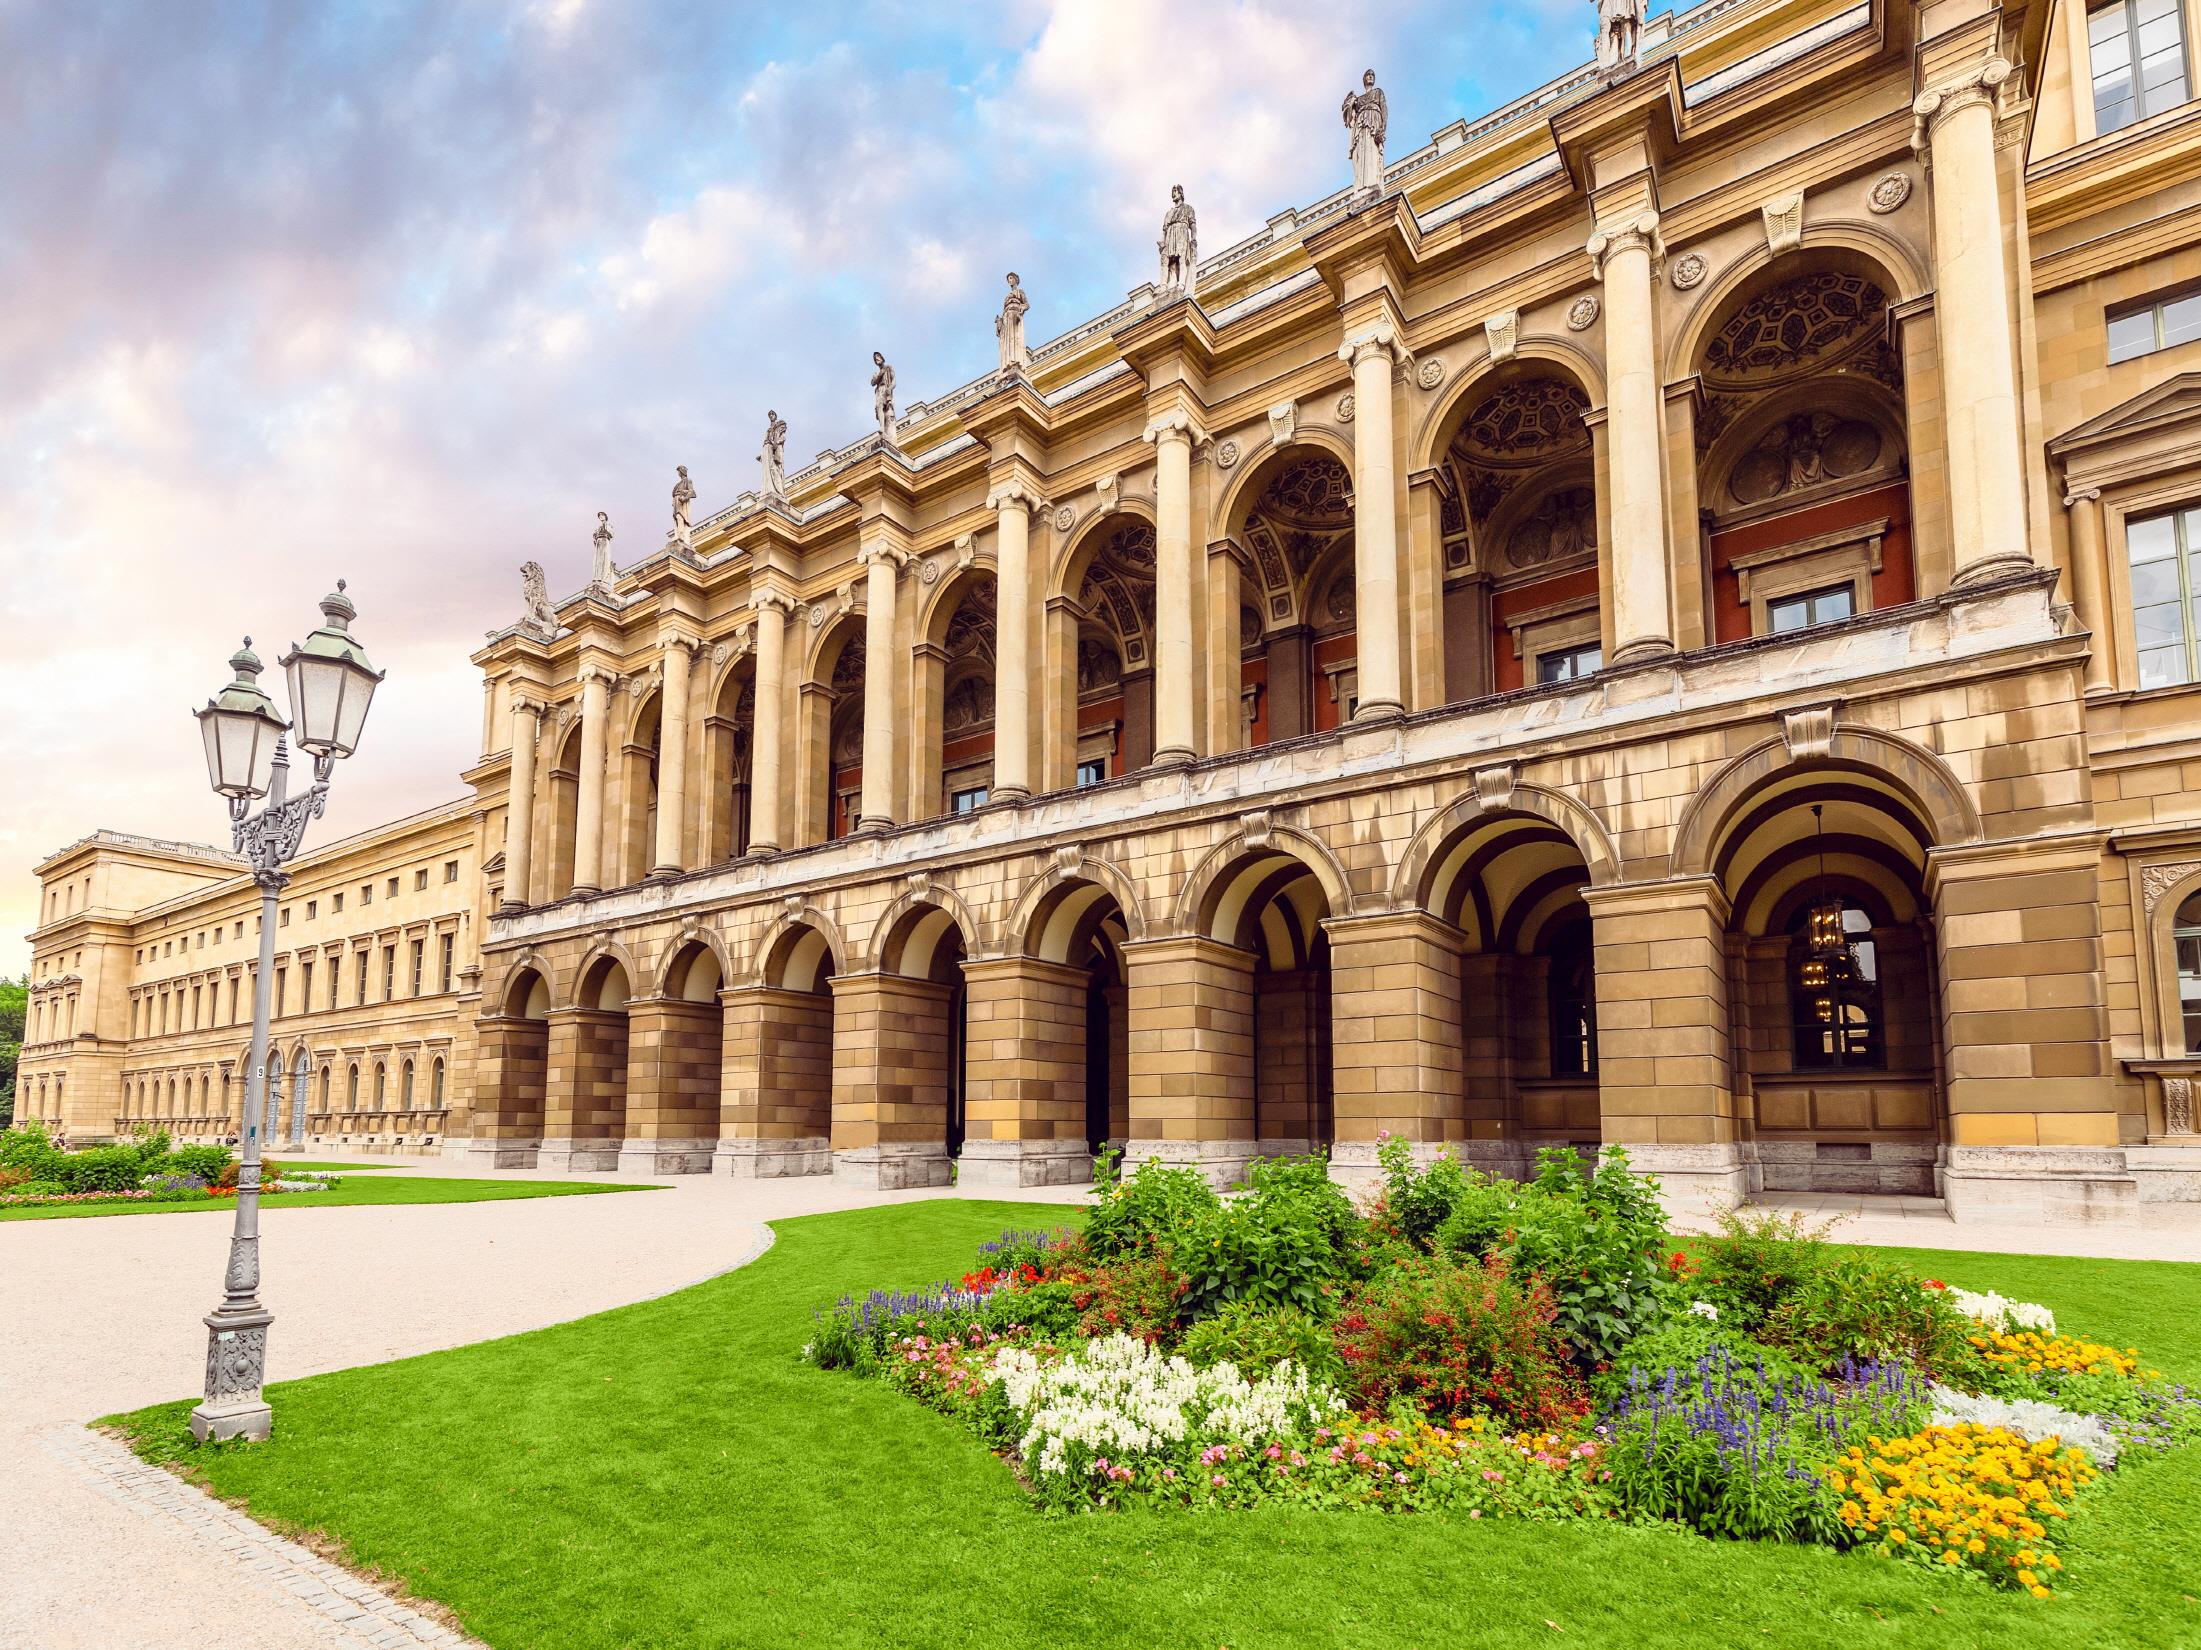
46,1422,486,1647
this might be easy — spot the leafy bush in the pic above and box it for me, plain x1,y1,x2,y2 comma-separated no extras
1592,1317,1816,1407
1242,1154,1358,1268
162,1145,233,1183
976,1279,1084,1341
6,1179,65,1199
1372,1134,1475,1250
1180,1299,1343,1382
54,1145,145,1193
1171,1170,1352,1321
0,1119,55,1169
1083,1150,1220,1261
1688,1208,1836,1331
1065,1252,1186,1342
1333,1252,1585,1429
1764,1260,1980,1379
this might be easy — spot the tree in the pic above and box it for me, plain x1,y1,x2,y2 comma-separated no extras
0,973,25,1128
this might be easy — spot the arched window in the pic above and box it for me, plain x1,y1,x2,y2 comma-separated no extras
347,1063,361,1106
1546,925,1599,1078
320,1065,332,1110
401,1060,415,1107
374,1062,387,1106
2173,892,2201,1052
431,1057,446,1105
1788,900,1882,1068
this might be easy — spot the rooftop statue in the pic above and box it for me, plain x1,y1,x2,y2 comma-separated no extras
1158,185,1198,297
518,560,558,639
760,410,788,499
995,272,1031,373
590,510,616,591
670,465,696,548
1596,0,1644,74
871,351,897,444
1343,69,1388,197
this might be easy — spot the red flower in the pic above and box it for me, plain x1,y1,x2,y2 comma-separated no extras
1922,1278,1947,1290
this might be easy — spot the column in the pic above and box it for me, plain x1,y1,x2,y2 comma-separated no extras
1589,212,1677,663
857,542,901,830
749,592,789,853
989,486,1039,801
650,634,696,877
539,1005,625,1172
829,971,953,1188
1340,327,1406,719
571,665,613,896
1143,411,1204,765
1917,58,2030,583
1582,876,1741,1217
1324,910,1468,1187
1121,934,1254,1188
500,699,540,910
714,983,831,1177
958,956,1093,1186
616,994,718,1174
2063,488,2114,693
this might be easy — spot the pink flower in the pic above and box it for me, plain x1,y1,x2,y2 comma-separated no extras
1289,1452,1306,1467
1393,1472,1409,1484
1162,1467,1177,1480
1482,1469,1505,1482
1353,1451,1372,1466
1468,1508,1482,1520
1264,1445,1282,1460
1211,1474,1226,1488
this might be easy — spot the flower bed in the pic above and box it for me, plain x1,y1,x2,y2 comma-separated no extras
805,1140,2199,1599
0,1123,339,1208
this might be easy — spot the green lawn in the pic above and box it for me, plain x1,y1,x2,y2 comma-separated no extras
1,1176,656,1221
109,1202,2201,1650
268,1159,401,1171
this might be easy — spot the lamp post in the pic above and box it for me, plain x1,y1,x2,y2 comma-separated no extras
188,582,383,1444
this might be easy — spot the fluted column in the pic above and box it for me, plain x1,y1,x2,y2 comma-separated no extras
1143,410,1206,766
650,632,696,877
857,541,903,830
749,591,790,854
988,483,1044,801
572,664,613,895
500,697,541,911
1340,325,1406,720
1915,57,2029,583
2064,487,2114,693
1588,211,1676,663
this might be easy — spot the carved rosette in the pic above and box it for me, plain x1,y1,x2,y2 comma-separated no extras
1051,503,1076,532
1566,295,1600,332
1337,392,1356,423
1415,358,1445,391
1868,172,1912,213
1670,252,1709,291
1216,439,1240,469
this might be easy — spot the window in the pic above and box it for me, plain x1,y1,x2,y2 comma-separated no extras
444,860,460,883
1766,582,1856,634
950,785,990,815
401,1061,415,1108
274,968,286,1018
2127,504,2201,687
328,961,340,1010
280,907,291,928
382,945,397,1000
2090,0,2188,136
2108,287,2201,364
234,921,243,939
432,1057,446,1105
414,869,429,892
409,939,425,996
388,876,400,899
1075,758,1108,788
347,1063,360,1107
356,950,369,1005
332,892,343,914
301,960,314,1013
2175,893,2201,1051
374,1062,387,1105
196,931,205,949
439,933,455,994
1547,926,1599,1078
1789,901,1883,1069
1537,642,1602,684
305,900,317,920
360,884,372,905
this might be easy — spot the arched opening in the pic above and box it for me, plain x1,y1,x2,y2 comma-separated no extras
1232,448,1357,744
704,659,757,862
477,963,551,1165
630,940,725,1172
805,617,865,843
1061,519,1158,781
923,569,999,818
1694,264,1914,641
542,953,631,1172
1022,877,1133,1159
1434,364,1602,695
1715,778,1943,1195
616,690,662,889
875,901,972,1161
546,721,584,897
1418,811,1602,1166
727,920,837,1175
2175,891,2201,1053
1196,849,1337,1156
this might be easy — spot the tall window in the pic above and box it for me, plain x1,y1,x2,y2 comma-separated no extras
2126,504,2201,688
356,950,369,1005
301,960,314,1014
2091,0,2188,135
431,1058,446,1104
382,945,397,999
409,939,425,996
1789,901,1883,1068
2174,892,2201,1051
1547,926,1599,1078
2108,286,2201,364
347,1063,360,1106
439,933,455,993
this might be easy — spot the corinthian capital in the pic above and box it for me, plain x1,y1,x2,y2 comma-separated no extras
1587,211,1664,280
1911,56,2013,152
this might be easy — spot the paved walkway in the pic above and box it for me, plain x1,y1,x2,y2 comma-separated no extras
2,1155,2193,1650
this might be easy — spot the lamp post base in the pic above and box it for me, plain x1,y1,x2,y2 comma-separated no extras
190,1394,273,1444
190,1303,274,1443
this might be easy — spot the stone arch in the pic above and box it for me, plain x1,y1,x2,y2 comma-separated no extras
654,926,733,1001
626,681,663,747
1411,336,1610,472
1663,225,1928,385
1213,426,1358,542
1696,372,1908,502
867,884,984,976
570,937,642,1010
703,636,754,708
495,948,559,1014
1175,824,1355,940
1390,779,1622,913
801,605,864,684
1670,722,1984,878
748,905,846,992
1005,853,1151,962
915,554,998,643
1048,498,1159,598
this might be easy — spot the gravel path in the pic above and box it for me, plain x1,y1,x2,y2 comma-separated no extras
0,1161,1083,1650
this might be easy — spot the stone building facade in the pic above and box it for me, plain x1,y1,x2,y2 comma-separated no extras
23,0,2201,1220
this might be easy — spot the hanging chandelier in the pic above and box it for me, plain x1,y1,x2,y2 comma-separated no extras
1803,804,1864,1034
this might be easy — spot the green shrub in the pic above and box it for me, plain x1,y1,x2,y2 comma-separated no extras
1179,1299,1343,1381
1172,1187,1347,1321
162,1144,233,1183
1333,1252,1585,1429
7,1180,66,1199
1065,1251,1185,1342
1592,1317,1816,1407
1688,1208,1836,1331
1763,1258,1976,1377
1243,1153,1358,1262
1372,1134,1476,1251
1083,1149,1220,1261
55,1145,144,1193
977,1279,1083,1341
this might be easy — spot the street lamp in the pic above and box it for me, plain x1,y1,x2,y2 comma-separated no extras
188,582,383,1444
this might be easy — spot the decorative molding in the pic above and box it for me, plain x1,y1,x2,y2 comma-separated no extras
1780,704,1838,761
2063,487,2103,509
1587,211,1663,280
1337,392,1356,424
1415,357,1446,391
1483,310,1519,364
1566,294,1600,332
1216,438,1241,469
1911,56,2014,155
1268,401,1297,448
1761,192,1804,258
2142,860,2201,918
1472,763,1517,813
1242,808,1272,851
2166,1076,2195,1135
1669,251,1709,290
1051,502,1076,532
1868,171,1912,213
1141,408,1210,448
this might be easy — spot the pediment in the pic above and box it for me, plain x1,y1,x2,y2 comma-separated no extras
2049,371,2201,460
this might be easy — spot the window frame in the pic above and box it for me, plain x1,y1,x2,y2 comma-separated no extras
1536,640,1604,685
2089,0,2191,137
2107,286,2201,365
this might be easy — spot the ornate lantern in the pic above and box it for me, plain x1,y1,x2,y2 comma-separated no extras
194,640,290,801
278,581,384,760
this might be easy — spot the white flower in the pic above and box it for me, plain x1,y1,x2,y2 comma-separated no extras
1926,1385,2116,1466
1945,1285,2056,1337
1688,1301,1719,1321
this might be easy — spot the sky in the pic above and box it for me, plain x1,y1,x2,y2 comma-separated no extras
0,0,1598,978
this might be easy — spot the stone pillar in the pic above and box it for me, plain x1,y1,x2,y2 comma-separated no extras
2063,488,2114,693
650,634,696,877
1143,411,1205,765
616,995,718,1174
829,971,953,1188
959,956,1094,1186
571,665,614,896
1916,57,2030,583
1326,911,1470,1186
989,485,1041,802
1928,839,2129,1220
857,543,902,830
1340,326,1406,719
1588,213,1677,664
500,698,540,911
1121,935,1254,1187
1205,540,1244,756
538,1005,625,1172
1583,877,1743,1216
714,984,831,1177
1041,594,1080,792
749,593,789,853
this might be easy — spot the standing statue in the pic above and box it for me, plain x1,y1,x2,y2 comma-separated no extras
670,464,696,547
1595,0,1644,74
759,409,789,498
1157,185,1198,297
1342,70,1388,197
590,510,616,590
870,351,896,443
995,272,1031,372
519,560,558,638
